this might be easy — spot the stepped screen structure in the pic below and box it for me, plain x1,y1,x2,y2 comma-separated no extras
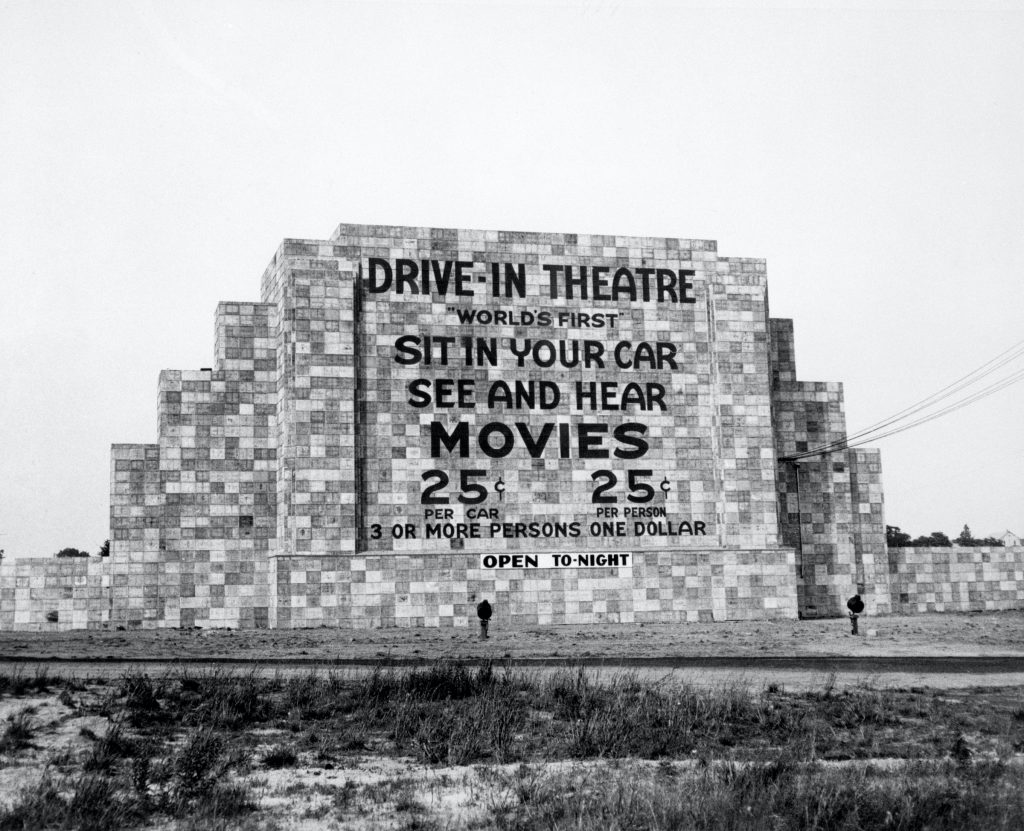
1,224,889,629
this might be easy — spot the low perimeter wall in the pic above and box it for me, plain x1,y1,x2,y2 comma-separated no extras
1,546,1020,630
883,546,1024,614
0,558,112,630
1,548,798,631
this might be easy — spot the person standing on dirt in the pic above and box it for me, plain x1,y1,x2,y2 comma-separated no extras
476,599,492,640
846,594,865,635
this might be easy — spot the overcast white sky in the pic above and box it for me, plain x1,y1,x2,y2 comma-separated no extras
1,0,1021,558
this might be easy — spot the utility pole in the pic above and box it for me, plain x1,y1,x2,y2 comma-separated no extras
789,460,803,580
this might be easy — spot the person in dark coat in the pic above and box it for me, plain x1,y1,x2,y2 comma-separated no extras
476,599,492,640
846,594,865,635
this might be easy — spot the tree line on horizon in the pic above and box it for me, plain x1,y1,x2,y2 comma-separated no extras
886,524,1006,548
53,540,109,558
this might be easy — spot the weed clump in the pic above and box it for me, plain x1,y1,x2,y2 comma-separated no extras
0,774,139,831
543,669,775,758
172,729,226,799
815,687,901,728
262,744,299,769
83,719,136,772
0,668,53,697
183,668,272,728
361,660,488,705
282,670,352,720
118,671,165,726
0,710,36,754
383,665,526,764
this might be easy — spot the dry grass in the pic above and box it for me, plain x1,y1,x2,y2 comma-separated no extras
1,663,1022,829
483,758,1024,831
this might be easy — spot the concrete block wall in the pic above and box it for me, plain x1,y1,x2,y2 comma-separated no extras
102,301,279,628
769,318,883,617
269,546,798,628
710,257,781,551
848,449,888,613
885,546,1024,613
7,544,1022,629
109,442,161,625
260,242,359,627
0,557,111,631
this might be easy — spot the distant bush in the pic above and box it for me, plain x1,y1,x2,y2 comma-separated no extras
55,547,89,558
910,531,953,547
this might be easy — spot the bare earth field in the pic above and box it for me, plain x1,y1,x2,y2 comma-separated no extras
2,612,1023,830
2,609,1023,663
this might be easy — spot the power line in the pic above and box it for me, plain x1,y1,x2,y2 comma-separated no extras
838,337,1024,448
780,337,1024,462
788,365,1024,461
792,336,1024,458
844,367,1024,446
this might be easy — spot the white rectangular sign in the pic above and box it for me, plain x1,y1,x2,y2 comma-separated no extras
478,552,633,569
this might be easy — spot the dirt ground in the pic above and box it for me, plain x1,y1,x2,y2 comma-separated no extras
2,610,1022,663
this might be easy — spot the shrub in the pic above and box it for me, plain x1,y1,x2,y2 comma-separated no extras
84,719,136,772
193,781,255,820
0,774,138,831
65,774,138,831
481,683,527,763
184,669,272,728
0,710,35,753
55,547,89,558
119,671,164,726
0,776,66,830
816,688,900,729
283,670,350,720
544,672,766,759
173,729,225,799
262,745,299,769
403,660,478,701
